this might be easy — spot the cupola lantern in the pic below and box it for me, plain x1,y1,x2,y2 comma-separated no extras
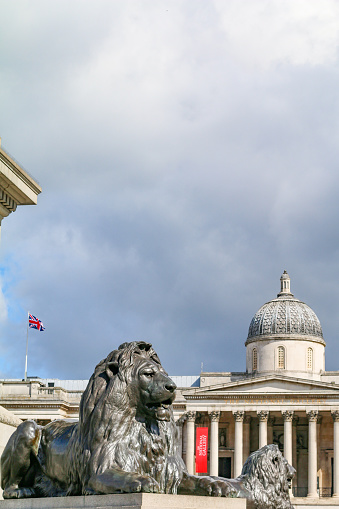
278,270,293,297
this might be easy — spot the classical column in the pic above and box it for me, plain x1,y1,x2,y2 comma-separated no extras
233,411,244,477
243,415,251,463
186,411,196,475
268,417,274,445
282,411,293,465
292,416,299,490
209,411,220,476
176,416,186,458
257,411,269,448
307,410,319,498
332,411,339,497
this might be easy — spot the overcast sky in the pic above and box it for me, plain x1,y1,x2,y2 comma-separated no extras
1,0,339,380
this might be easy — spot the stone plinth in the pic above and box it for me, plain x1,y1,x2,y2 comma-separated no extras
0,493,248,509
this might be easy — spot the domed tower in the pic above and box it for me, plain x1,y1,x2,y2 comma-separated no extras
245,271,325,379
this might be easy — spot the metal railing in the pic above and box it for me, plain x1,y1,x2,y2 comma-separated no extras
292,487,308,498
318,487,332,498
292,487,332,498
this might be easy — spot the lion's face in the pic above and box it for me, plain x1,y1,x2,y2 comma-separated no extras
80,341,178,430
127,356,177,422
242,444,295,505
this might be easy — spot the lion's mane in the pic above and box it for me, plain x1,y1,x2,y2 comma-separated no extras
65,341,186,495
239,444,294,509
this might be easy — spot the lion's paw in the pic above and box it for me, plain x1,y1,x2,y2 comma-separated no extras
198,478,237,497
3,486,36,499
83,487,97,496
130,475,160,494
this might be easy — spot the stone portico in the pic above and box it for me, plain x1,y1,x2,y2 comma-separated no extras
175,395,339,497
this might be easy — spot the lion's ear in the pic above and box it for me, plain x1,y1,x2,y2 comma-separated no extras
106,361,119,377
138,342,152,351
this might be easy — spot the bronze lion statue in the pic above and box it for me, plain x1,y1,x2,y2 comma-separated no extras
228,444,295,509
1,341,236,498
1,342,295,506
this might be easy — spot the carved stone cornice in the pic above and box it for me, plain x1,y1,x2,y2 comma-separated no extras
307,410,319,422
0,189,17,214
0,145,41,223
282,410,294,422
186,411,196,422
257,410,269,422
184,392,336,402
332,410,339,422
208,411,221,422
233,410,245,422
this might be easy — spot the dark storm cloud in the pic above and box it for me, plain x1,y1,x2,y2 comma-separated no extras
1,0,339,379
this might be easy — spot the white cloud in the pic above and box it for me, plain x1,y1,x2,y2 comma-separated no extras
215,0,339,68
1,1,339,378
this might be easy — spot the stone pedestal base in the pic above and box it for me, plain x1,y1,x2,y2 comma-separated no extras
0,493,248,509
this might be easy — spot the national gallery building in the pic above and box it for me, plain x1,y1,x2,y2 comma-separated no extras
2,272,339,499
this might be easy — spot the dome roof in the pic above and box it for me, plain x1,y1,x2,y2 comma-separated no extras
246,271,324,344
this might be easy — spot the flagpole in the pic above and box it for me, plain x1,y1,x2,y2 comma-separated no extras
24,311,29,381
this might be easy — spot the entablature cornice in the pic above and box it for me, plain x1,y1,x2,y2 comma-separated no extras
1,403,78,412
184,393,339,404
0,148,42,203
183,373,339,396
245,334,326,347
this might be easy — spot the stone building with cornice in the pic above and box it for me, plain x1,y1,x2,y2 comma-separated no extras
0,139,42,234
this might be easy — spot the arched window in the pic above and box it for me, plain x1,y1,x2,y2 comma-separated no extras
252,348,258,371
307,347,313,370
278,346,285,369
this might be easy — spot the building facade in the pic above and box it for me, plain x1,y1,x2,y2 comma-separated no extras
0,139,42,233
1,272,339,499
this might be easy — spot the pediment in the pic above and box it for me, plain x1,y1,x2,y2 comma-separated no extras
182,374,339,398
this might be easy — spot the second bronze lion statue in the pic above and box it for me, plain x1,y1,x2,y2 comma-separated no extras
1,341,236,498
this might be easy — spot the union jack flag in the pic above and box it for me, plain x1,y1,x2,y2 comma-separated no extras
29,314,45,331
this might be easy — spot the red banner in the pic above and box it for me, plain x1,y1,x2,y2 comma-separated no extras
195,427,208,473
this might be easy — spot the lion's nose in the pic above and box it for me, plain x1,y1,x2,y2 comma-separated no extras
289,465,296,478
165,381,176,393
